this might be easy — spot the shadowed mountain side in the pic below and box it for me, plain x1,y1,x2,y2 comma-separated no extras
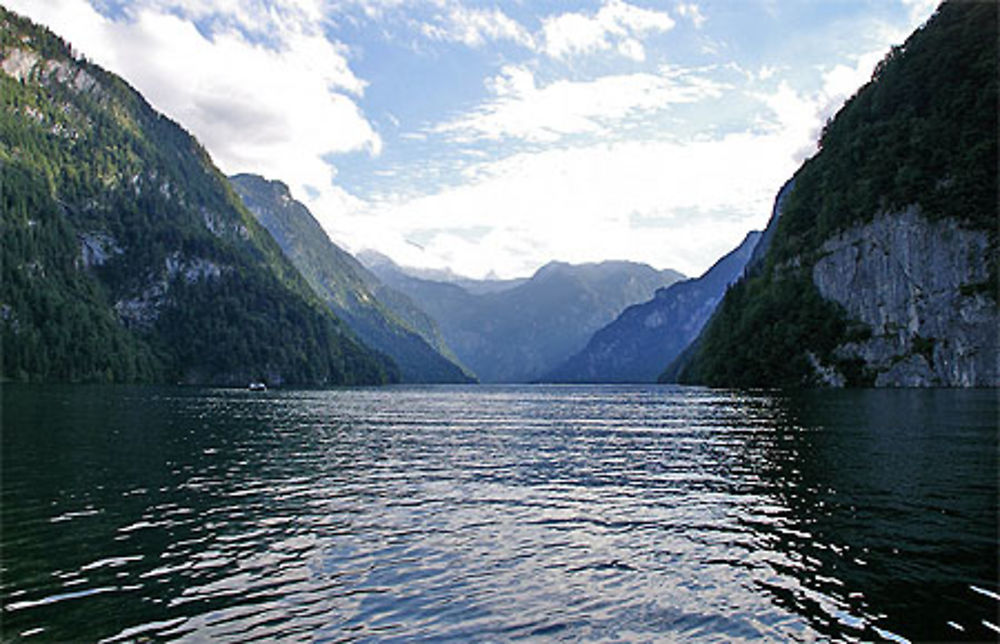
544,231,762,383
367,257,686,383
229,174,473,384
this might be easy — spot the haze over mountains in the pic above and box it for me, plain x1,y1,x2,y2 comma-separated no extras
359,253,528,296
365,254,684,383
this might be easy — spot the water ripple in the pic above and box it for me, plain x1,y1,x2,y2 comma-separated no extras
1,385,996,641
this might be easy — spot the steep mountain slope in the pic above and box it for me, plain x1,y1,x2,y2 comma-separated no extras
370,257,685,382
671,1,997,387
546,231,760,383
229,174,472,383
351,252,462,363
0,9,395,385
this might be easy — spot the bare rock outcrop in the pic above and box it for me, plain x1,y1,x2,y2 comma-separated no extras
812,208,997,386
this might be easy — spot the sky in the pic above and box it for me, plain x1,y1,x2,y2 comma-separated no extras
6,0,939,279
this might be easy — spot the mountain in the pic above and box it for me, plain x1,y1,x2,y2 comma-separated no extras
369,257,685,383
545,231,761,383
229,174,472,383
0,8,395,386
669,1,997,387
359,252,527,295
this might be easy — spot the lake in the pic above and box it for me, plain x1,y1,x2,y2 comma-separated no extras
1,385,997,641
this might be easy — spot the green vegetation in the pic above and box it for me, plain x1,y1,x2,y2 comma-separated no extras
770,1,996,266
670,271,874,387
671,1,997,388
2,163,161,382
1,8,396,385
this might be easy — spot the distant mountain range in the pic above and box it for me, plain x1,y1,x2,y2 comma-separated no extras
366,255,685,383
229,174,473,384
545,231,761,383
360,252,528,296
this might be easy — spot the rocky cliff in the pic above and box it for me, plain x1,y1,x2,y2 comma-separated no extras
811,208,996,386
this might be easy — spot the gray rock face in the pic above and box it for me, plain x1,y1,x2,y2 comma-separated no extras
78,232,122,268
2,48,99,96
1,48,38,81
114,254,226,329
812,208,997,386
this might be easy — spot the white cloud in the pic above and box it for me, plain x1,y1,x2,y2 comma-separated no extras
600,0,676,34
5,0,380,222
541,0,675,60
900,0,939,25
766,47,895,155
338,121,807,278
327,0,533,49
336,57,874,279
617,38,646,62
819,49,885,107
757,65,778,81
675,3,706,29
433,65,728,143
419,3,534,48
136,0,326,36
6,0,945,282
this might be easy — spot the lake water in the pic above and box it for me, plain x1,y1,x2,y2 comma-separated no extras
1,385,997,642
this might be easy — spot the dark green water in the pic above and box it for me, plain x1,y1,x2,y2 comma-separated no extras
1,385,997,641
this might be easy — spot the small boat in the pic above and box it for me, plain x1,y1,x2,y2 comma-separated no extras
248,381,267,391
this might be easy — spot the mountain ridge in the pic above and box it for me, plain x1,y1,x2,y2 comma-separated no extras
229,173,473,383
1,7,395,385
358,251,529,295
369,256,685,382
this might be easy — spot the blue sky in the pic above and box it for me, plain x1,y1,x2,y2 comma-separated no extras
8,0,938,278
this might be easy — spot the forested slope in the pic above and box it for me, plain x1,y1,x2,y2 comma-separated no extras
672,1,997,387
0,8,396,385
